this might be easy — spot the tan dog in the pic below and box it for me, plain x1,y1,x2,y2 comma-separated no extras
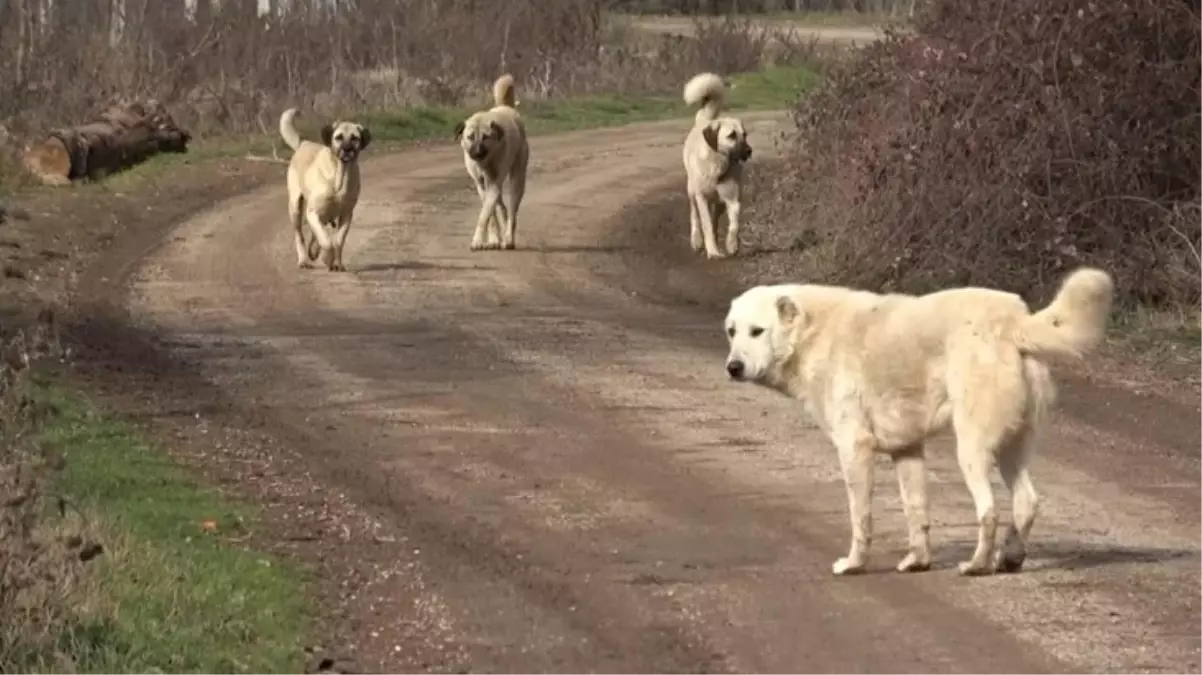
280,109,371,272
453,74,530,251
724,268,1115,576
682,72,752,260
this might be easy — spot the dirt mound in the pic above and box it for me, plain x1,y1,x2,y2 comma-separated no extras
753,0,1200,308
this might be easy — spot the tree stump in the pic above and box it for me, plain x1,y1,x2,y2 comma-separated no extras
21,99,192,186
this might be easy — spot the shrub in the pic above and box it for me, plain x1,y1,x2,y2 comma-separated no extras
757,0,1200,307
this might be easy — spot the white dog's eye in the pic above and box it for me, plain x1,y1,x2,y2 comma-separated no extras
749,327,764,337
727,326,736,338
727,131,737,140
334,134,343,141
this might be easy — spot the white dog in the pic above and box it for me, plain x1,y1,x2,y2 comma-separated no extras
279,109,371,271
682,72,752,259
454,74,529,251
724,268,1115,576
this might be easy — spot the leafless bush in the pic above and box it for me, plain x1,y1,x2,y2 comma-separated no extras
755,0,1201,308
0,0,802,141
0,313,96,671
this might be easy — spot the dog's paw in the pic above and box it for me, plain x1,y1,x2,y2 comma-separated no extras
470,239,486,251
705,249,728,260
831,557,866,576
690,235,704,252
957,560,994,577
297,260,313,270
501,241,516,250
328,263,346,272
725,238,740,256
895,551,932,573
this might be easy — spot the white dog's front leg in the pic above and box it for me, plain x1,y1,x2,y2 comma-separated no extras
492,195,510,250
724,199,742,256
330,212,353,272
693,194,724,260
832,430,876,575
471,187,502,251
305,207,334,268
892,445,932,572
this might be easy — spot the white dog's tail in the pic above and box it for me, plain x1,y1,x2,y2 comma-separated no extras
1016,267,1115,361
492,74,518,108
684,72,729,124
279,108,303,152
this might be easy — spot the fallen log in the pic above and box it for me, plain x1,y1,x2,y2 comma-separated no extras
21,99,192,186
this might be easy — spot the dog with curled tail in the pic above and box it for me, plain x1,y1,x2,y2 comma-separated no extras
682,72,753,260
280,108,371,272
453,74,530,251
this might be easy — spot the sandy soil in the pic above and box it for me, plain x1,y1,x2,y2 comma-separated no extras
33,112,1197,673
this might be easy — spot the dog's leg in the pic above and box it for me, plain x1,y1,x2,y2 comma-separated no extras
492,194,510,250
330,212,353,272
693,194,725,260
501,173,524,250
474,177,502,249
290,197,310,269
305,208,334,269
892,444,932,572
688,190,704,252
832,428,875,575
471,186,502,251
724,198,742,256
953,420,1000,576
995,428,1039,573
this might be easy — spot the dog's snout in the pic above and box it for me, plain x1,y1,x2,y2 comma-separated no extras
726,360,745,379
468,143,488,160
738,143,753,161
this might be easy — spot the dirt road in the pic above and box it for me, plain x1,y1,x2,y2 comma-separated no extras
629,15,888,46
81,115,1198,673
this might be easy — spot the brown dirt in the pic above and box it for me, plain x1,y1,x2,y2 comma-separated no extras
2,113,1198,673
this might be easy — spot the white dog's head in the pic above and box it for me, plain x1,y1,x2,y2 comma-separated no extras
320,121,371,164
454,112,505,162
702,116,753,164
724,285,804,384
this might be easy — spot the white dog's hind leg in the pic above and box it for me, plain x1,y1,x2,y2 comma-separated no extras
501,174,524,251
305,207,334,269
995,429,1039,573
290,198,309,268
693,194,725,260
724,198,742,256
892,445,932,572
832,430,875,575
688,191,704,252
953,421,1000,576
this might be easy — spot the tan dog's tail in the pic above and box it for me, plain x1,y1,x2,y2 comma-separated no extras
279,108,303,152
492,74,518,108
1016,267,1114,361
684,72,729,124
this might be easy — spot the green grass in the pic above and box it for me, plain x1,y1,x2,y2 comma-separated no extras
103,65,818,186
26,384,310,674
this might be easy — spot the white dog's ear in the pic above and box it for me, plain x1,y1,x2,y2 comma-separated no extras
776,295,801,326
359,126,372,149
453,121,466,141
489,120,505,141
702,123,719,151
320,124,335,147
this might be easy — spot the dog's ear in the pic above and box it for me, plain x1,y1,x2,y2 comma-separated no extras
702,123,720,152
453,121,466,140
776,295,801,327
320,124,335,147
489,120,505,141
358,126,371,149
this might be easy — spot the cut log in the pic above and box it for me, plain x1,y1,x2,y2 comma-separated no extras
21,99,192,186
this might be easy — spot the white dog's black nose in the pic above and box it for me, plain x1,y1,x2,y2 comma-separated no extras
726,360,745,379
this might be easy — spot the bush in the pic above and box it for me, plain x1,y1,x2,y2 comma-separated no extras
756,0,1200,307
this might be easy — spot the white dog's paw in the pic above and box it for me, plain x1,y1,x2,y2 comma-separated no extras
895,551,932,573
297,260,313,270
831,557,866,576
501,240,516,251
705,249,728,260
690,233,704,252
725,237,740,256
470,239,486,251
992,550,1026,574
957,560,994,577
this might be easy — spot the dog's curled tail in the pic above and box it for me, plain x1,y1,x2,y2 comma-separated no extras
492,74,518,108
684,72,729,124
1016,267,1114,361
279,108,303,152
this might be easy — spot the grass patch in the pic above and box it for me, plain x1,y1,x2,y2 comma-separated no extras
97,65,817,188
1107,305,1202,375
22,383,310,674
